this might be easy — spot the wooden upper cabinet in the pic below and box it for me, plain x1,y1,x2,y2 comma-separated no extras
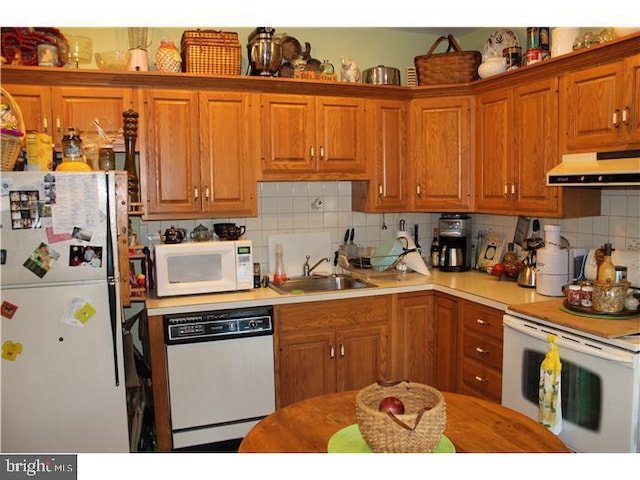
199,91,257,217
260,93,367,180
560,53,640,152
5,84,133,148
352,99,408,212
141,89,258,219
475,88,512,212
141,89,201,218
411,96,473,211
476,76,599,218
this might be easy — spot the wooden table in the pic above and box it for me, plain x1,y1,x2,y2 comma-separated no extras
239,390,570,453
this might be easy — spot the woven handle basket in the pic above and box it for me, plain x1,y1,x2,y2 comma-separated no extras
1,87,25,171
414,34,482,85
356,380,446,453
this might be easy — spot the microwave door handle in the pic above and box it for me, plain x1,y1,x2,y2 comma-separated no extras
504,315,635,365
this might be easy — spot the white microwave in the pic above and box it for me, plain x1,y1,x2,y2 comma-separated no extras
154,240,254,297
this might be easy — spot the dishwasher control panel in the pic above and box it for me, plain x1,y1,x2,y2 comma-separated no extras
164,306,273,344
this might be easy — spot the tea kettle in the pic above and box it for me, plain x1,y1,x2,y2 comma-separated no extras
159,226,186,244
517,254,537,288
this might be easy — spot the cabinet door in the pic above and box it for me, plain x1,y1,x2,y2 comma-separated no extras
141,89,201,218
434,294,458,392
4,84,52,135
336,324,387,392
260,94,316,173
277,331,336,408
560,61,624,150
353,99,407,212
199,91,257,216
412,96,473,211
513,77,560,213
315,96,366,173
51,86,133,147
625,54,640,144
396,292,435,385
475,88,513,211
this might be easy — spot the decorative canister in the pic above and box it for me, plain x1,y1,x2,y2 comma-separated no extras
567,285,582,306
503,46,522,70
155,40,181,73
580,285,594,308
592,280,630,313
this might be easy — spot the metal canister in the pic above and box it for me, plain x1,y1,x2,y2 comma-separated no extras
524,48,544,66
539,27,550,51
503,46,522,70
615,265,628,283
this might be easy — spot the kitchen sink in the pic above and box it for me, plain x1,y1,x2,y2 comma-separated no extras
269,274,378,294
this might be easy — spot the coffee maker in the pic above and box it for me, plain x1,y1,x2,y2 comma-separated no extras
438,214,471,272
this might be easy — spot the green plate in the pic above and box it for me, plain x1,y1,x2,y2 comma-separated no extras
327,424,455,453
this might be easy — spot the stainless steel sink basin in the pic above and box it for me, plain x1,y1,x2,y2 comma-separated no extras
269,275,377,294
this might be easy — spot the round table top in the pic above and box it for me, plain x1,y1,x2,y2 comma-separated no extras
239,390,570,453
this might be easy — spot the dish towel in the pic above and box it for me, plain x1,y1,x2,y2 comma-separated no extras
539,334,563,434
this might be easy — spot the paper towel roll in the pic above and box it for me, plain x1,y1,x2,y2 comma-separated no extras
551,27,580,57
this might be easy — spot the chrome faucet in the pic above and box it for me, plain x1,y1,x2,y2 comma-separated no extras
303,255,331,276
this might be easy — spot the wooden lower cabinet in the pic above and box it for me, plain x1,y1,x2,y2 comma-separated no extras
275,296,391,408
456,299,504,403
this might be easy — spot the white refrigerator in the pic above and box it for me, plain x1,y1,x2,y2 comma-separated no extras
0,171,130,453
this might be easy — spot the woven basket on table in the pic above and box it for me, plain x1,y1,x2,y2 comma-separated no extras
414,34,481,85
1,87,25,171
356,381,446,453
181,30,241,75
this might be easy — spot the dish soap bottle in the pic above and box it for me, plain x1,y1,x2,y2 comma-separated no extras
597,243,616,284
273,243,288,285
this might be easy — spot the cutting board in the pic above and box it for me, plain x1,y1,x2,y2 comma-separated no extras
268,232,333,278
509,298,640,338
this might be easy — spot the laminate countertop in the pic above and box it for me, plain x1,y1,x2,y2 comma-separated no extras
146,269,549,316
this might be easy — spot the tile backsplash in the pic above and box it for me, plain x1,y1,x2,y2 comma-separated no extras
135,182,640,275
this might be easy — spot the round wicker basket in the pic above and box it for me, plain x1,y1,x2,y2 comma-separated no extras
1,87,25,172
356,381,446,453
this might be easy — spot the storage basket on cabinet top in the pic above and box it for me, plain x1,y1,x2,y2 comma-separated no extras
181,30,241,75
1,87,25,171
414,34,482,85
355,380,446,453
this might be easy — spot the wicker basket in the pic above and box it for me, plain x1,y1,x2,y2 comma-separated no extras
1,87,25,171
355,381,446,453
414,34,481,85
181,30,241,75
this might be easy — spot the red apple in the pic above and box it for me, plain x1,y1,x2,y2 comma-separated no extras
378,396,405,414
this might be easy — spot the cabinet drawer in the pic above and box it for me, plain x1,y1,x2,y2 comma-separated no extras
459,358,502,403
461,330,503,370
460,301,503,341
276,295,390,333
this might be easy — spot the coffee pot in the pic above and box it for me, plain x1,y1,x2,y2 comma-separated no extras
247,27,284,76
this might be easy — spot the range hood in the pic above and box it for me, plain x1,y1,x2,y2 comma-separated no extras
546,150,640,186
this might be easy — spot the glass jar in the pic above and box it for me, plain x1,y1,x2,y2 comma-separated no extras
98,146,115,170
57,127,92,171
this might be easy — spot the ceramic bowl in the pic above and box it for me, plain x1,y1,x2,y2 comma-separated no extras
478,56,507,79
95,50,130,70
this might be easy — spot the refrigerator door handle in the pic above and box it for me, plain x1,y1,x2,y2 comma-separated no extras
105,174,120,387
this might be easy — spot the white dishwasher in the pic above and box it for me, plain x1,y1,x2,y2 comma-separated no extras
164,306,275,449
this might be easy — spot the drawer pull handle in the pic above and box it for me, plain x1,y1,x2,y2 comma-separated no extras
622,106,630,125
329,345,335,359
476,318,490,326
474,375,488,383
193,186,199,200
613,109,620,127
475,347,489,355
319,145,325,160
378,184,383,196
340,344,345,357
310,146,315,159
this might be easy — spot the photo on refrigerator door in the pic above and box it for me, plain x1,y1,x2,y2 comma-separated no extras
22,242,60,278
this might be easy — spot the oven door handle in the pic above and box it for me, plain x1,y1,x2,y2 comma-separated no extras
504,316,636,365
